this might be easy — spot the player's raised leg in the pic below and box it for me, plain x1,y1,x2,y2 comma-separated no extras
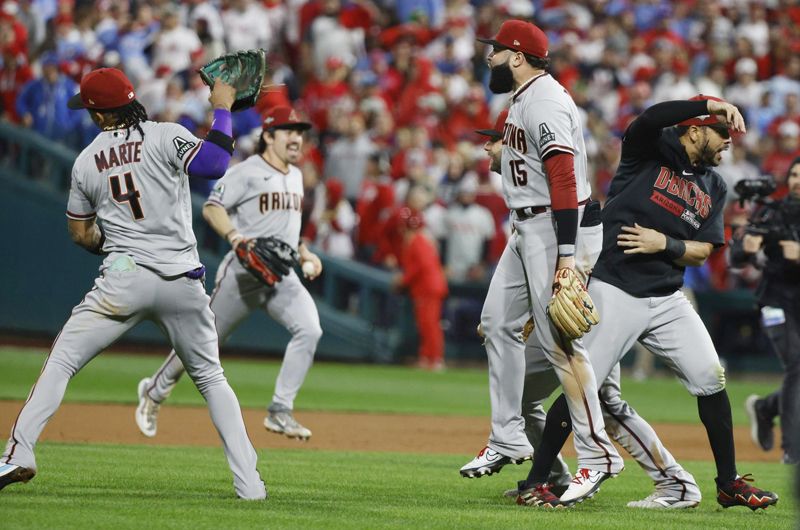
461,234,534,478
2,271,144,488
263,271,321,441
640,291,778,510
156,271,266,500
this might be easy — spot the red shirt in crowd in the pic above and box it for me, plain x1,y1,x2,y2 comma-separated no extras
301,76,352,131
356,178,395,248
0,62,33,123
399,231,449,299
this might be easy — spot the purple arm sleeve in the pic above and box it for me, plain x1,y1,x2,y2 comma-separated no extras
187,109,233,180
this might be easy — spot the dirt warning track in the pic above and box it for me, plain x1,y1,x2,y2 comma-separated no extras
0,400,783,462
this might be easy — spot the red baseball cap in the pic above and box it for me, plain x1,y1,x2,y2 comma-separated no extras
67,68,136,110
677,95,730,129
477,20,548,59
476,110,508,139
262,106,312,131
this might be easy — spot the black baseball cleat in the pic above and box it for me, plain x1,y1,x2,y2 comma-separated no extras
0,463,35,491
517,482,571,508
716,474,778,510
745,395,774,451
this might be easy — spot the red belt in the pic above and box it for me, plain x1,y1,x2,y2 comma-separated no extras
515,198,589,219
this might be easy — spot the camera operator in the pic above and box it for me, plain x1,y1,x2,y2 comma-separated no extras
731,158,800,465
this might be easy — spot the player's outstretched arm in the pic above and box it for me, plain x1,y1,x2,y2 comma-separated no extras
67,218,105,255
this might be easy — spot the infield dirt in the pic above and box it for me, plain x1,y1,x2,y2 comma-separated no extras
0,400,783,462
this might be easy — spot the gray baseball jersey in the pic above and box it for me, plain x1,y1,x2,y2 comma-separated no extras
502,73,591,209
145,153,320,422
476,72,622,474
4,120,267,500
67,121,204,276
206,154,304,250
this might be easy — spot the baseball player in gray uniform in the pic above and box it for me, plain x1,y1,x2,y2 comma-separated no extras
135,106,322,442
479,112,703,507
0,68,267,500
519,96,778,510
460,20,624,502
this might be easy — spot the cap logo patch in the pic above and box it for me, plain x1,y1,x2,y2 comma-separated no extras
264,117,275,124
513,40,520,46
128,92,134,99
697,115,709,121
289,110,298,121
88,99,95,105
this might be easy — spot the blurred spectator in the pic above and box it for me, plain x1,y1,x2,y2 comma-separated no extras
118,4,160,84
0,12,29,57
305,0,365,74
324,111,374,200
355,152,395,260
186,0,225,62
16,1,46,52
762,121,800,193
724,58,762,114
152,4,202,77
442,175,494,282
392,211,448,371
310,178,356,259
717,144,761,204
222,0,272,54
15,52,77,142
767,54,800,116
0,45,33,123
301,55,352,132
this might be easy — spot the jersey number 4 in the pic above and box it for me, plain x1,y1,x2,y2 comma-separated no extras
509,159,528,186
110,172,145,220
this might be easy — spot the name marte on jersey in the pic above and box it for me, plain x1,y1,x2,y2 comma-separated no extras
502,122,528,154
94,142,143,173
259,191,303,213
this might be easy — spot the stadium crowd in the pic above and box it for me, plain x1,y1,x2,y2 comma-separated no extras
1,0,799,289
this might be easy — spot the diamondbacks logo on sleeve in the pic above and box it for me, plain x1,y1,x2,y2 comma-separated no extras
209,183,225,201
173,136,197,160
538,123,556,148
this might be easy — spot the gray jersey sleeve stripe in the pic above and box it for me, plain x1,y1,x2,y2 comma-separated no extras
204,198,226,209
66,210,97,220
541,144,575,157
183,141,204,174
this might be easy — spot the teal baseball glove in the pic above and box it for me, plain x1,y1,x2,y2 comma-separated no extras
198,50,268,112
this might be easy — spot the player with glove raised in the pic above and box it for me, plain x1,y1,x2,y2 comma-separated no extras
135,105,323,442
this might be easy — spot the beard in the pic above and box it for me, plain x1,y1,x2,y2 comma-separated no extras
488,60,514,94
489,155,501,173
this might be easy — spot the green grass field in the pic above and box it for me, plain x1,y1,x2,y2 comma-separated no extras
1,346,796,528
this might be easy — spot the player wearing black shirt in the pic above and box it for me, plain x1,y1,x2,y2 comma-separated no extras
514,96,779,510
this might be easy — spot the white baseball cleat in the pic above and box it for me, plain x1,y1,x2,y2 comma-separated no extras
560,468,619,504
264,412,312,441
459,446,531,478
627,491,700,509
135,378,161,438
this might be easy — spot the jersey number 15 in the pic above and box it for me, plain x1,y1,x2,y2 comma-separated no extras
509,160,528,187
110,172,145,220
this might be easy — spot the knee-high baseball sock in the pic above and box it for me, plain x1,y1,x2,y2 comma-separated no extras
697,389,738,485
524,393,572,488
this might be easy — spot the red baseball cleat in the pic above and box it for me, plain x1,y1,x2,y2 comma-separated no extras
716,474,778,510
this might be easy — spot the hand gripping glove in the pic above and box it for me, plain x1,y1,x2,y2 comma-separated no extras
198,50,268,112
546,268,600,340
235,237,299,287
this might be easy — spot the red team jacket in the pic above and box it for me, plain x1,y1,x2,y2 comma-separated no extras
399,232,449,299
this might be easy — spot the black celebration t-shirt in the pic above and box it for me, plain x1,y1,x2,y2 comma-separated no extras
592,126,727,298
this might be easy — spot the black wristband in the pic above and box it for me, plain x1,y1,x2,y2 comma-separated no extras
663,235,686,261
553,208,578,248
88,225,106,255
205,129,235,155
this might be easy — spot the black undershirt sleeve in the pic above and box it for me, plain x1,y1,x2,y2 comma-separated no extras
623,100,710,156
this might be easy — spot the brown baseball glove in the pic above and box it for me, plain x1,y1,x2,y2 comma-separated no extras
547,268,599,340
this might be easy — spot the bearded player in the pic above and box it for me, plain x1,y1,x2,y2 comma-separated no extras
518,96,778,510
460,20,624,503
135,106,323,442
0,68,267,499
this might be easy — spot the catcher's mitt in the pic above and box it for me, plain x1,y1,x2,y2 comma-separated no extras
546,268,599,340
198,50,267,112
235,237,299,287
